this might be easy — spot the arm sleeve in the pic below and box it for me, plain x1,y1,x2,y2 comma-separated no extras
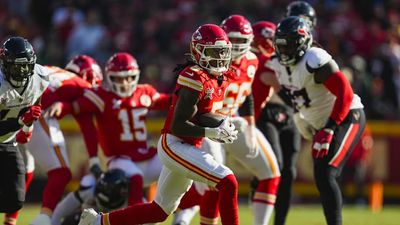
323,71,354,125
74,114,98,158
151,93,172,110
238,93,255,117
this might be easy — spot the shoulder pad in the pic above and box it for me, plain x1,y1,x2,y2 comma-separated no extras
34,64,50,81
244,51,258,60
305,47,332,70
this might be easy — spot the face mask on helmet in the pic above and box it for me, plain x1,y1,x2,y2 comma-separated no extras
274,17,312,66
105,53,140,97
95,169,129,211
194,43,232,75
190,24,232,76
0,37,36,88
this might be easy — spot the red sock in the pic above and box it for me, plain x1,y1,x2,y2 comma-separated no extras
128,175,144,205
178,185,201,210
107,201,168,224
253,177,280,204
200,190,219,225
4,172,34,225
42,168,72,212
215,174,238,225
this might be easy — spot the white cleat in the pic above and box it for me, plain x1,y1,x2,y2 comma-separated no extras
78,208,100,225
30,214,51,225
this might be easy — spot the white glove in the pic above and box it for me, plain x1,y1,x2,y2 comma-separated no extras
245,124,259,158
228,117,248,133
205,119,238,144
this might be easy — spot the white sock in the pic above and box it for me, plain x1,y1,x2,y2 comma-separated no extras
252,202,274,225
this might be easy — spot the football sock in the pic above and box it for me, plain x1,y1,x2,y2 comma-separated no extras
42,167,72,213
178,185,202,210
253,177,280,225
128,174,144,205
215,174,238,225
200,190,219,225
107,201,168,224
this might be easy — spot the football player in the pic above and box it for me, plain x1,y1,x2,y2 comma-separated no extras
77,24,239,225
270,16,365,225
251,21,302,225
27,55,103,225
52,169,129,225
48,52,172,218
0,37,49,214
174,15,281,225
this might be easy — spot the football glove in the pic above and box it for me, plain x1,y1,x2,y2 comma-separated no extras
245,124,259,159
312,128,334,158
89,157,103,179
19,105,41,126
205,119,238,144
16,125,34,144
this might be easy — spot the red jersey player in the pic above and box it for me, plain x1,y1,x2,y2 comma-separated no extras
25,55,102,225
77,24,239,225
174,15,281,225
49,52,171,207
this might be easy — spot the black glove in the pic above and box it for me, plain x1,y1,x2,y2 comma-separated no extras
89,157,103,179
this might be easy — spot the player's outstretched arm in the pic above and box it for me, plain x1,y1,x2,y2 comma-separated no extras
170,88,204,137
151,93,172,110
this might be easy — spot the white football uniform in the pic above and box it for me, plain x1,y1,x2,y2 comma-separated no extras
267,47,364,139
0,64,49,143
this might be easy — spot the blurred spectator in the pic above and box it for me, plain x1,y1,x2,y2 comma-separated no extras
66,8,107,59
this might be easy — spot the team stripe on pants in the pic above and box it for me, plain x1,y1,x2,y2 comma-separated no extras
329,123,360,167
161,134,221,184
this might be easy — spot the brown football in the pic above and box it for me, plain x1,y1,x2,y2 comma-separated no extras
196,112,225,128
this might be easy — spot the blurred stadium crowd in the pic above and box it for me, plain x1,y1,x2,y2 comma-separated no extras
1,0,400,120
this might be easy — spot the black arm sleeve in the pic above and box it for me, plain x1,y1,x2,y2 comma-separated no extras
238,93,254,117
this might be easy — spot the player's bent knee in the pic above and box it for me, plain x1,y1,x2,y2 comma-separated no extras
217,174,238,193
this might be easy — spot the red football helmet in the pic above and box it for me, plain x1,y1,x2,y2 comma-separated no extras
190,24,232,76
65,55,103,87
220,15,253,60
105,52,140,97
251,21,276,56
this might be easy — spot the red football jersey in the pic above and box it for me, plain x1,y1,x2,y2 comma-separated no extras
252,54,274,119
41,66,91,109
162,65,229,148
76,84,167,162
217,51,258,116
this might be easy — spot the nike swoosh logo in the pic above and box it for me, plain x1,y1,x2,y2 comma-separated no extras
185,71,194,76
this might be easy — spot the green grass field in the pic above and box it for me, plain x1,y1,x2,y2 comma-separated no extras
12,203,400,225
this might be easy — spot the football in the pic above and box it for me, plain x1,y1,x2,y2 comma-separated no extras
196,112,225,128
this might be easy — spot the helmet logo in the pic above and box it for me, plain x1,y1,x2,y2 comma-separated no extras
243,23,252,33
193,30,202,41
261,27,274,38
297,28,307,36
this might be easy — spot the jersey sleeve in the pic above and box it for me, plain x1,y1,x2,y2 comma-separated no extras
176,68,204,93
79,89,105,114
305,47,332,71
74,114,98,158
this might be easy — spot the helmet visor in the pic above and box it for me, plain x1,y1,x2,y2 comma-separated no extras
200,46,231,74
274,38,298,65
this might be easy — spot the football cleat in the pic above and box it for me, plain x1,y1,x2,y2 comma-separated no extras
78,208,101,225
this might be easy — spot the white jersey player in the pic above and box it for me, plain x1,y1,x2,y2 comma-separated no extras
0,37,48,215
270,16,365,225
